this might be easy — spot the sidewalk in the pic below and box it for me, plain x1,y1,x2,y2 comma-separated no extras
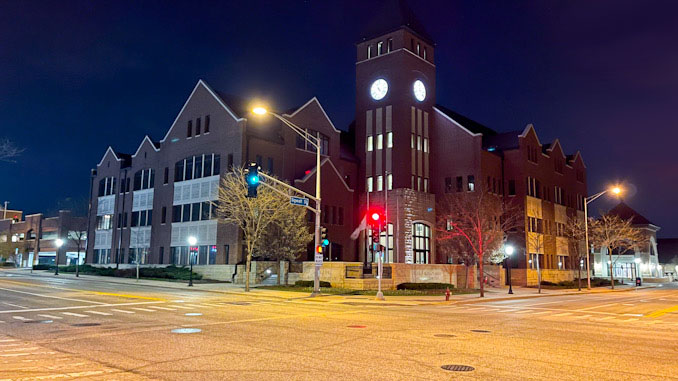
0,268,657,305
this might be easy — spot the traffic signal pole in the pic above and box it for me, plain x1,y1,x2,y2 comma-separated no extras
312,142,321,296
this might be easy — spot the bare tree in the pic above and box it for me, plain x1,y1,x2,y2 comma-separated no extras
564,215,587,291
0,237,20,266
437,188,521,297
67,218,88,277
526,227,544,293
257,209,312,285
217,167,306,291
0,139,24,162
589,214,647,289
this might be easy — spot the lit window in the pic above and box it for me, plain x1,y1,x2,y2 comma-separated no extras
416,43,421,55
387,174,393,190
367,45,372,59
411,133,415,149
386,132,393,148
377,41,383,55
413,223,431,264
367,135,373,152
367,177,373,192
468,175,475,191
387,38,393,52
423,47,427,60
377,134,383,150
377,175,383,191
424,178,428,192
423,137,429,153
417,136,422,150
418,176,422,191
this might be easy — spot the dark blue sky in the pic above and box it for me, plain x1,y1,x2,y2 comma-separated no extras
1,0,676,236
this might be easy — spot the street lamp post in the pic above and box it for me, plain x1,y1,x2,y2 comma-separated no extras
584,186,622,290
505,245,514,294
252,107,322,296
187,236,197,287
54,239,64,275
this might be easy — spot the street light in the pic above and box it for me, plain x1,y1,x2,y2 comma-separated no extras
251,106,323,296
505,245,514,294
54,239,64,275
187,236,197,287
584,185,623,290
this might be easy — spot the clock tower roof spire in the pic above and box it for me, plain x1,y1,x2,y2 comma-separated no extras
359,0,434,45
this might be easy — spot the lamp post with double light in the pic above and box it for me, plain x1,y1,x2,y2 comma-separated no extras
54,239,64,275
252,106,322,296
505,245,514,294
187,236,197,287
584,186,622,290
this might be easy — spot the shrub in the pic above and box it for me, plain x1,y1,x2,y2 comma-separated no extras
53,264,201,280
396,282,455,290
295,280,331,288
32,264,53,270
1,262,16,267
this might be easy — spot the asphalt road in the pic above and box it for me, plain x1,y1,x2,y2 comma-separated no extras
1,270,677,380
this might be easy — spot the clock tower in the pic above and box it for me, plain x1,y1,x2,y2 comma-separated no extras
355,0,437,265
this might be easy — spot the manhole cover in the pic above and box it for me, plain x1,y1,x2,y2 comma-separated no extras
470,329,490,333
441,364,475,372
171,328,202,334
185,313,202,316
347,325,366,328
434,334,456,338
71,323,101,327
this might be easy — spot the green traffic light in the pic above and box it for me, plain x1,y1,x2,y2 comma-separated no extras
322,239,329,246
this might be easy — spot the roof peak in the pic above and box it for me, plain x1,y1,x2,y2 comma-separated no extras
607,201,655,226
359,0,434,44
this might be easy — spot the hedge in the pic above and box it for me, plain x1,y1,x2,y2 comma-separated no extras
295,280,331,288
33,264,201,281
396,282,455,290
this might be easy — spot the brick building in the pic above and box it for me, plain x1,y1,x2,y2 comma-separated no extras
86,2,587,284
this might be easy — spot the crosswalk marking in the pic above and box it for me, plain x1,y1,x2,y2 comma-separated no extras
169,305,193,310
597,316,616,321
12,316,30,321
514,310,533,314
37,314,62,320
184,304,205,308
110,309,135,314
530,311,551,315
552,312,573,317
571,314,592,320
85,310,112,316
62,312,88,318
148,306,176,311
131,308,156,312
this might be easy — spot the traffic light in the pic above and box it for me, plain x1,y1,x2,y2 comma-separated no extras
316,245,323,254
371,228,379,244
368,208,384,229
320,226,329,247
244,163,260,198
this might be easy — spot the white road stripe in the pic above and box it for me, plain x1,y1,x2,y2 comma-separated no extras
1,301,28,309
85,310,112,316
12,316,30,321
0,286,107,305
0,301,163,315
0,346,39,353
169,305,193,310
571,314,592,320
578,303,618,311
597,316,616,321
110,309,135,314
0,339,17,342
131,308,156,312
497,309,518,313
530,311,551,315
183,304,205,308
552,312,573,317
62,312,88,318
37,314,62,320
148,306,176,311
514,310,534,314
621,318,639,322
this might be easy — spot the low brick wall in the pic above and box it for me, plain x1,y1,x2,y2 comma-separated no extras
296,261,477,290
192,265,236,282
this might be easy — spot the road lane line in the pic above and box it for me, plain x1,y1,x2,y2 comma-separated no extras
621,318,639,322
552,312,573,317
1,302,28,309
514,310,534,314
183,304,205,308
91,291,164,301
148,306,176,311
37,314,62,320
110,309,135,314
131,308,156,312
12,316,30,321
530,311,551,315
0,286,107,305
597,316,616,321
85,311,112,316
571,314,592,320
646,305,678,318
0,301,163,314
578,303,618,311
169,305,194,309
62,312,89,318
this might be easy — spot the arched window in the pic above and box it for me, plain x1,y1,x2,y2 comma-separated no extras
413,223,431,264
365,223,394,263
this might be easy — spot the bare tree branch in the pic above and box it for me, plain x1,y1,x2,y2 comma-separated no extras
0,139,25,162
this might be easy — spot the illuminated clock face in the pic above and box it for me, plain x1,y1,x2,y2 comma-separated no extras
370,79,388,100
413,80,426,101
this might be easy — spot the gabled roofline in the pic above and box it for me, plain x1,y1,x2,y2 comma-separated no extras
294,157,354,192
131,136,161,158
569,151,587,169
96,146,121,167
546,139,567,159
519,124,542,146
160,80,244,143
433,106,482,137
283,97,341,133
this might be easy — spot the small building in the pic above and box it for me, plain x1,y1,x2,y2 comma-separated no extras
592,202,661,280
657,238,678,279
0,210,87,267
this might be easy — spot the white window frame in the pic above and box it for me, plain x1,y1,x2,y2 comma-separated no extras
367,136,373,152
377,134,383,150
377,175,383,191
386,132,393,148
387,174,393,190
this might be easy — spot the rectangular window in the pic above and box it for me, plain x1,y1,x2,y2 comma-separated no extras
411,133,415,149
417,136,422,150
367,135,373,152
194,155,203,179
467,175,475,191
185,157,193,181
386,132,393,148
191,202,200,222
227,154,233,170
387,38,393,52
377,175,383,191
172,206,181,223
331,206,337,225
196,117,201,135
182,204,190,222
508,180,516,196
204,115,210,133
456,176,463,192
445,177,452,193
367,45,372,59
423,138,429,153
187,120,192,138
424,178,429,192
164,167,169,184
387,173,393,190
267,157,274,173
377,41,383,55
161,207,166,224
367,177,373,192
416,42,421,55
338,207,344,225
417,176,422,191
377,134,383,150
423,47,427,60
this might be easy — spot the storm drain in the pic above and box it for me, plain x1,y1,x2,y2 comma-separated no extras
441,364,475,372
434,334,456,338
470,329,490,333
171,328,201,334
71,323,101,327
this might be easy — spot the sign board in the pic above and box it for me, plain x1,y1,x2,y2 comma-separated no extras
314,253,323,266
290,196,309,207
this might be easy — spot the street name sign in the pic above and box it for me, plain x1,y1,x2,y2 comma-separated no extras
315,253,323,266
290,196,309,206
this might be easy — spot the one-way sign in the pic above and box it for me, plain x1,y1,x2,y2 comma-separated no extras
290,196,309,206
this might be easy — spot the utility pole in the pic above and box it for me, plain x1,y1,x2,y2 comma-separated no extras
2,201,8,220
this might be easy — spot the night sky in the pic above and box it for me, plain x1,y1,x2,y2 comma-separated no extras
1,1,676,236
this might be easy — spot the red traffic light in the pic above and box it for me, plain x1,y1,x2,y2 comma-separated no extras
367,208,384,227
316,245,323,254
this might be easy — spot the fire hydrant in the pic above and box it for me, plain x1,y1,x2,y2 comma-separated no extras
445,287,451,301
